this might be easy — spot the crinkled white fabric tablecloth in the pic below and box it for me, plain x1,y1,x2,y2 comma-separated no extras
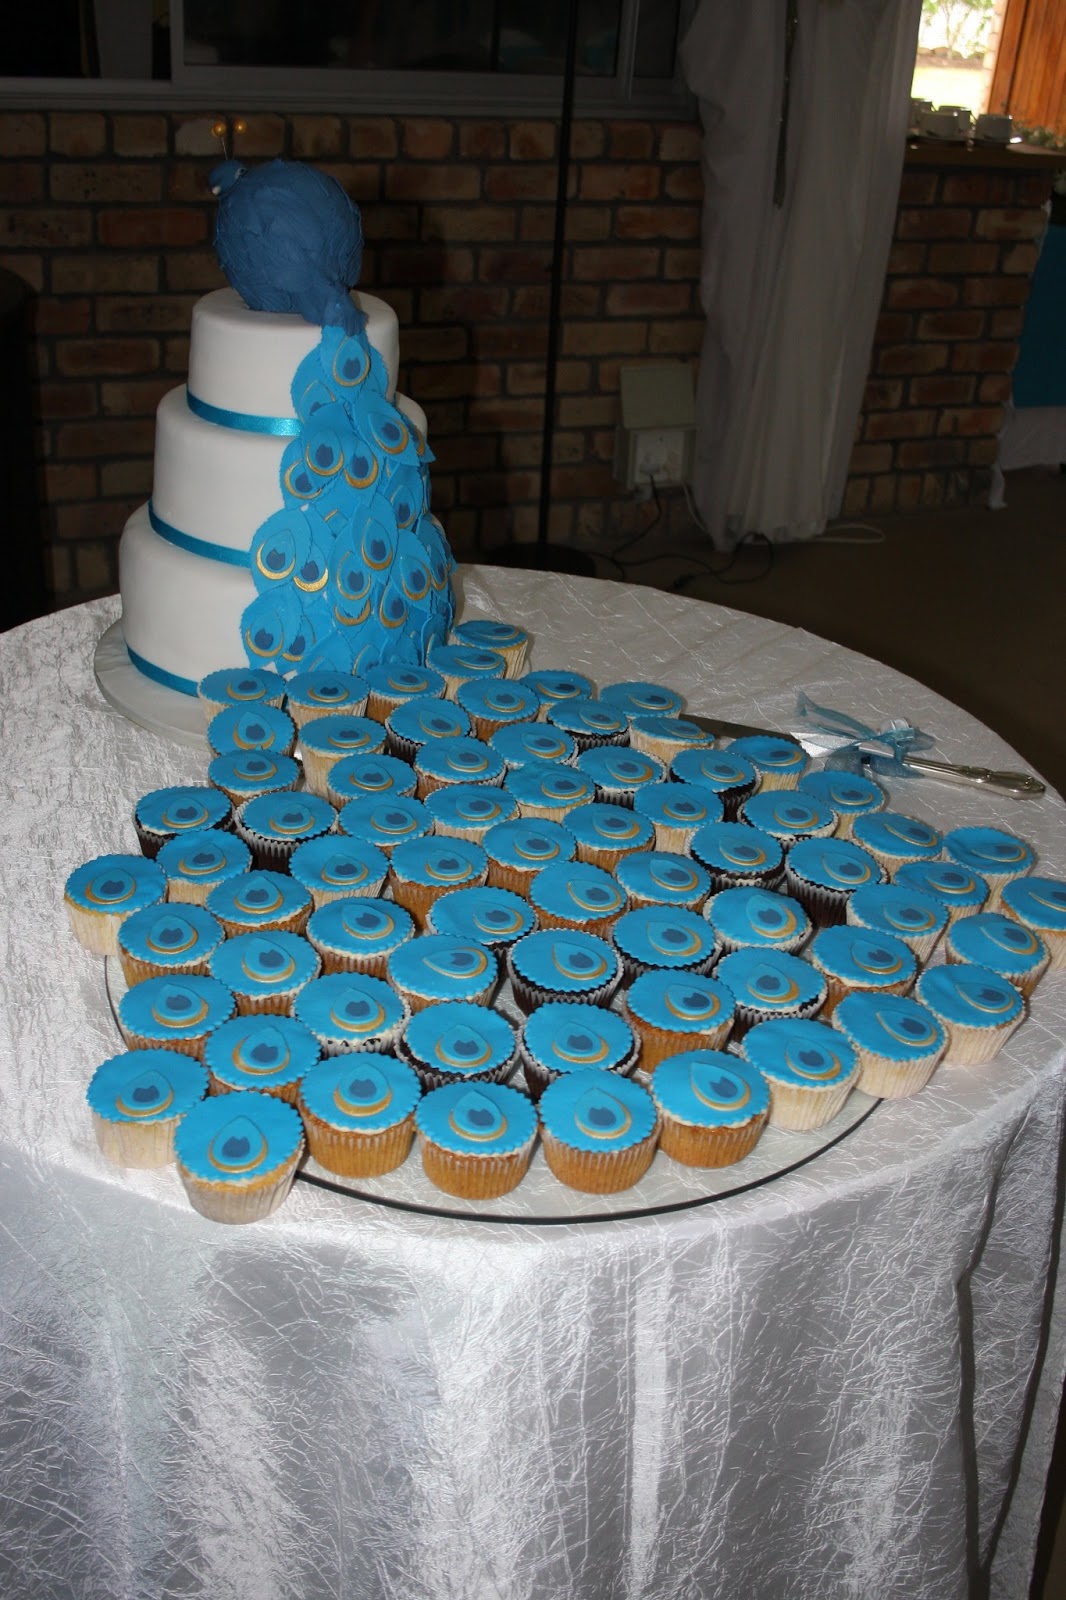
2,569,1065,1600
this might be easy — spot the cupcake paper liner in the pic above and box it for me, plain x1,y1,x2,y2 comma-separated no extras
299,1106,416,1177
540,1126,658,1193
177,1154,302,1224
657,1110,767,1168
418,1132,534,1199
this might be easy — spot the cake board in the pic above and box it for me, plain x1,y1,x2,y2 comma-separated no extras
94,619,209,749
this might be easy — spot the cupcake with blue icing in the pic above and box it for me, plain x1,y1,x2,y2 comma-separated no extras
174,1089,305,1223
400,1001,518,1091
740,790,836,845
209,931,321,1016
87,1048,208,1168
134,785,232,859
206,704,296,759
832,992,947,1099
64,852,167,955
455,678,540,740
385,695,470,762
537,1068,659,1193
289,835,388,907
427,642,507,698
299,714,386,798
893,859,989,923
519,1002,638,1100
740,1017,859,1130
614,851,711,912
157,828,252,907
808,925,916,1017
783,836,885,927
575,745,664,808
388,837,489,928
715,948,827,1039
520,668,596,718
234,793,337,872
915,962,1025,1065
1000,876,1066,970
490,722,577,770
294,972,408,1056
797,770,886,838
207,750,300,807
632,782,723,852
600,680,685,719
338,793,432,856
306,896,415,978
505,763,596,822
942,826,1035,909
563,801,654,872
689,821,784,894
704,887,810,958
325,752,417,808
424,783,518,843
507,928,621,1013
298,1052,422,1176
363,662,445,723
450,618,530,678
546,697,630,752
650,1051,769,1167
628,714,713,766
427,886,535,954
621,970,734,1072
846,882,948,962
527,861,628,938
850,811,943,873
206,868,311,937
204,1013,321,1102
117,902,225,987
669,748,757,820
483,818,577,895
117,973,236,1060
612,905,717,983
725,734,808,791
944,912,1049,998
197,666,286,720
416,1081,537,1198
387,933,499,1013
415,734,505,799
282,669,369,728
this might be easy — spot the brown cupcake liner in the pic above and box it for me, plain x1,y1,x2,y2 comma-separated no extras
469,712,538,741
622,1012,733,1074
233,822,335,874
616,950,717,987
396,1045,516,1094
398,982,496,1015
728,993,825,1042
305,937,406,980
717,782,757,822
783,872,853,929
208,1071,303,1106
215,906,311,939
816,974,912,1020
572,840,652,874
540,1125,658,1193
389,871,488,930
177,1153,302,1223
702,866,786,895
486,860,541,897
418,1131,534,1198
533,907,622,941
116,1026,215,1063
657,1109,767,1167
560,729,630,754
507,968,620,1017
230,989,304,1017
299,1105,415,1176
133,824,169,860
521,1049,638,1102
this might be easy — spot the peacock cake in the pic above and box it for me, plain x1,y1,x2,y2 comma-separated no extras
117,159,455,695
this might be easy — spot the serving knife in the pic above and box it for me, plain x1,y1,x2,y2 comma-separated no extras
686,713,1046,799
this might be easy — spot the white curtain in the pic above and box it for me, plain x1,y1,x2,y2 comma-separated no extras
680,0,923,549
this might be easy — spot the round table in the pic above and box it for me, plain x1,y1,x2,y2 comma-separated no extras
2,568,1064,1600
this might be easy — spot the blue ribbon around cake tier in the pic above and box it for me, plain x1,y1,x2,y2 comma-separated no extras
186,391,302,436
149,503,251,569
126,644,199,697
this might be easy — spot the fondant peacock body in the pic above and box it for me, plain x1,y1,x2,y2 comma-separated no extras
210,158,454,677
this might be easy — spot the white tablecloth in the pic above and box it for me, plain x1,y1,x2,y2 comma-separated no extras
2,569,1064,1600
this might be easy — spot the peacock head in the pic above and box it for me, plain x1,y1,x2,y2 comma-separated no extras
209,159,247,198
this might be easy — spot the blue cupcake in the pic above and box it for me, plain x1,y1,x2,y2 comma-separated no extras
669,748,757,819
117,973,236,1059
527,861,628,937
537,1069,659,1193
575,745,664,807
832,992,947,1098
724,734,808,791
894,859,989,923
424,783,518,841
504,763,596,820
783,836,885,927
174,1090,304,1223
519,1001,638,1100
386,695,471,761
740,1017,859,1129
325,752,417,807
846,882,948,961
483,818,577,894
808,925,916,1016
209,931,321,1016
944,912,1049,998
797,770,886,837
689,821,784,892
299,1053,422,1176
915,961,1025,1064
740,790,836,844
294,972,408,1055
282,669,369,726
416,1081,537,1198
600,680,685,718
234,792,337,872
197,666,286,718
628,714,713,765
338,794,432,855
388,837,489,928
306,897,415,978
942,826,1035,908
546,697,630,751
363,662,446,722
133,784,232,859
205,868,311,936
427,642,507,695
400,1001,518,1090
288,835,388,907
156,828,252,907
427,886,535,953
490,722,577,769
851,811,943,872
1000,876,1066,970
207,750,300,807
117,901,225,986
715,948,827,1038
613,851,711,911
204,1013,321,1101
206,704,296,759
450,618,530,676
563,801,655,869
649,1051,769,1167
622,970,734,1070
612,905,717,982
299,714,386,797
506,928,621,1013
64,851,167,955
87,1048,208,1168
415,735,505,796
455,678,540,738
704,886,810,957
520,668,596,714
632,782,723,851
387,934,499,1012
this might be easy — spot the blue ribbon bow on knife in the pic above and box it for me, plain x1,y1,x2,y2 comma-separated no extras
794,692,936,778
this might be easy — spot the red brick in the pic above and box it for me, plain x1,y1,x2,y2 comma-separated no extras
941,173,1015,205
351,118,398,159
74,541,117,591
315,163,382,203
896,208,973,240
402,119,454,160
386,165,480,202
49,112,106,157
886,278,958,311
648,320,704,356
360,204,419,243
562,322,647,357
166,164,218,204
875,312,912,344
571,123,606,159
962,275,1029,307
896,438,967,469
56,501,134,539
98,209,206,247
658,124,702,162
950,341,1017,373
577,165,658,202
605,282,691,317
865,410,936,441
484,165,558,203
550,464,619,498
52,254,158,293
975,208,1047,241
173,117,222,158
916,310,985,340
886,242,927,275
510,123,556,161
380,247,475,284
291,116,345,158
101,460,154,496
459,469,540,507
894,474,921,511
421,204,517,243
1001,241,1040,274
967,437,1000,464
30,298,91,335
35,383,97,420
100,379,172,416
503,364,546,397
926,242,998,274
868,474,899,515
44,462,97,501
664,247,701,280
478,248,551,284
877,343,947,376
0,253,43,291
459,122,507,160
616,205,699,241
408,363,500,400
0,208,92,248
468,397,546,431
572,246,660,281
989,308,1025,338
56,420,156,457
473,324,551,360
978,374,1013,403
841,477,870,515
164,253,228,292
0,113,45,156
112,116,168,158
520,205,608,243
898,171,939,205
664,166,702,202
1016,175,1055,206
97,296,197,333
402,327,469,363
164,337,190,372
0,165,43,204
433,436,498,473
233,116,285,157
862,379,903,410
56,338,160,376
51,163,161,204
419,285,510,322
909,375,976,405
848,443,893,474
937,406,1004,436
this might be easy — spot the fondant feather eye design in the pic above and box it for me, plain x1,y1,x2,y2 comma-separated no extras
360,402,410,457
449,1090,506,1141
874,1007,940,1049
208,1116,268,1173
360,505,398,572
690,1059,750,1110
334,1064,392,1116
241,593,301,665
116,1068,175,1118
384,467,424,530
281,438,325,502
250,509,311,588
330,331,372,388
378,580,408,631
304,423,345,479
293,376,337,424
343,444,380,491
574,1088,631,1140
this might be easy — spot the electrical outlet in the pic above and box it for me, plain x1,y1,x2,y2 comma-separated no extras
633,426,687,487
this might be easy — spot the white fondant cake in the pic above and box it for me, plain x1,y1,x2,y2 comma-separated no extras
118,288,429,692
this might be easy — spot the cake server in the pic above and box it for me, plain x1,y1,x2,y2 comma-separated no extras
686,713,1046,799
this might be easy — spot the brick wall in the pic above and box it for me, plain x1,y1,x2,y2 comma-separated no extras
845,156,1055,516
0,110,704,607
